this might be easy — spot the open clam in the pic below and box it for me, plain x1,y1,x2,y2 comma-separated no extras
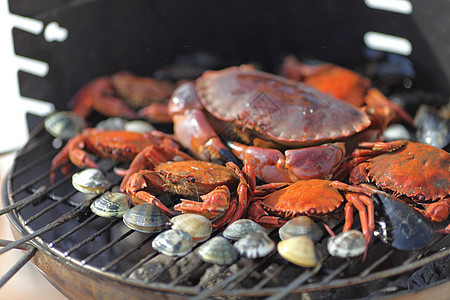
123,203,168,233
170,214,212,242
277,236,319,268
234,231,275,259
197,236,238,265
279,216,323,242
72,168,110,194
45,111,86,140
223,219,265,240
90,192,130,218
152,229,193,257
327,230,366,258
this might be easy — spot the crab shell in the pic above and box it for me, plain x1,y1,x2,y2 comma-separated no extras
196,65,371,147
155,160,239,197
259,179,345,220
362,142,450,202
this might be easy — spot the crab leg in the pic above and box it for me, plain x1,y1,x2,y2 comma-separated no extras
131,191,176,216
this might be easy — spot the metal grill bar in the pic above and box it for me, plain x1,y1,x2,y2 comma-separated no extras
49,213,98,247
0,247,37,288
82,229,135,264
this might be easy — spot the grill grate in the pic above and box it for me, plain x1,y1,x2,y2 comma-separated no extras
1,122,449,299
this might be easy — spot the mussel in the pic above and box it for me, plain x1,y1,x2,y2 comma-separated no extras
372,191,435,250
170,214,212,242
90,192,130,218
277,236,319,268
45,111,86,140
72,168,110,194
197,236,238,265
152,229,193,257
122,203,168,233
279,216,323,242
223,219,265,240
327,230,366,258
234,231,275,259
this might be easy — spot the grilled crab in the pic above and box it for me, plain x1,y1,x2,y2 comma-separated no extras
72,72,174,122
169,65,380,183
350,140,450,229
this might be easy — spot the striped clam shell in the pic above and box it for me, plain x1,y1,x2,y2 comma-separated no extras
152,229,193,257
123,203,168,233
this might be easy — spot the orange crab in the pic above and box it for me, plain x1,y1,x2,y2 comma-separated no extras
246,179,375,245
50,128,190,183
72,71,174,122
169,65,380,183
280,55,414,130
350,140,450,228
124,158,256,228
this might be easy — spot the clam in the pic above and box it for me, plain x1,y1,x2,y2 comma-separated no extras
123,203,168,233
327,230,366,258
96,117,126,130
223,219,265,240
234,231,275,259
152,229,193,257
170,214,212,242
197,236,238,265
279,216,323,242
90,192,130,218
72,168,110,194
277,236,318,268
125,120,156,133
44,111,86,140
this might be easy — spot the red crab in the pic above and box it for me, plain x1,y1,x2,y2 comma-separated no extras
50,128,190,183
280,55,414,129
72,71,175,122
246,179,375,245
124,157,256,228
350,140,450,229
168,65,380,183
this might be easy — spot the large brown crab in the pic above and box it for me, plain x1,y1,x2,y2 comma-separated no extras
168,65,382,183
350,140,450,230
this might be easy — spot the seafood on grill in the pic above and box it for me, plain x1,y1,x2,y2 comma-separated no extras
90,192,130,218
350,140,450,230
152,229,194,257
124,159,256,228
278,216,323,242
72,168,110,194
234,231,275,258
45,111,86,140
280,55,414,129
71,72,175,122
170,214,212,242
169,65,379,184
222,219,265,240
50,128,188,183
197,236,238,265
277,236,319,268
122,203,169,233
247,180,375,249
326,228,366,258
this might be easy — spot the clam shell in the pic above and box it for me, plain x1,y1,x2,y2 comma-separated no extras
96,117,126,130
234,231,275,258
327,230,366,258
45,111,86,140
152,229,193,257
170,214,212,242
90,192,130,218
123,203,168,233
125,120,155,133
223,219,265,240
72,168,110,194
277,236,318,268
197,236,238,265
279,216,323,242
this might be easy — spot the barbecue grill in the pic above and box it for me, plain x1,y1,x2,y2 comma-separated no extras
2,1,450,299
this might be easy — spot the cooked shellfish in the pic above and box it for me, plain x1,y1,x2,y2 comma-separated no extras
223,219,265,240
327,230,366,258
234,231,275,258
45,111,86,140
72,168,110,194
152,229,193,257
123,203,168,233
277,236,318,268
197,236,238,265
279,216,323,242
125,120,155,133
170,214,212,242
96,117,126,130
90,192,130,218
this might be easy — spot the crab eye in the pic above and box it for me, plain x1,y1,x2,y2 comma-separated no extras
416,193,425,202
